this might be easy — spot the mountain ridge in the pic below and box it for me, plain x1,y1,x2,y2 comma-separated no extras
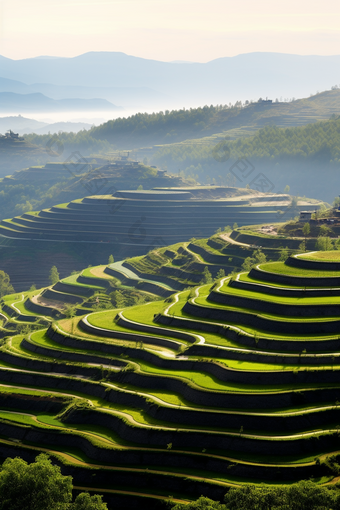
1,52,340,107
0,91,121,113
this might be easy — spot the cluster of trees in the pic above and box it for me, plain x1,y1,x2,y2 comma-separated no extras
23,105,235,154
150,118,340,194
200,267,225,285
90,105,233,144
0,270,14,298
0,454,107,510
22,100,277,155
0,180,77,219
25,131,110,156
4,456,337,510
315,237,339,251
228,120,340,162
170,482,340,510
242,249,267,271
301,222,340,251
153,117,340,171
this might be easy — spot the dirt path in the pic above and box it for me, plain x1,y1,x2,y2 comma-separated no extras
219,233,252,247
89,266,112,279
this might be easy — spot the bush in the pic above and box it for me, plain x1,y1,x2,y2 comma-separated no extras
0,454,108,510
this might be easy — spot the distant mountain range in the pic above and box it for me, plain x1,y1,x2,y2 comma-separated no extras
0,116,93,135
0,52,340,110
0,91,120,113
0,76,168,109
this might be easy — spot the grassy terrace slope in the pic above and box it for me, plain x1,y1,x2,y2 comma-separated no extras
0,189,306,250
0,251,340,507
0,187,321,290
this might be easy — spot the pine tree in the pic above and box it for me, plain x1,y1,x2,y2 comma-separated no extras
49,266,59,285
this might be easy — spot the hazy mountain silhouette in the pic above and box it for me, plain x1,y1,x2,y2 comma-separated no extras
0,76,168,108
0,92,120,112
0,52,339,108
0,115,47,134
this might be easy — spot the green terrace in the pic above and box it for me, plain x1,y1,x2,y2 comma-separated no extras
1,238,340,505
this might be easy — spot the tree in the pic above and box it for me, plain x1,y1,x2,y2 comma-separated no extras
0,454,109,510
200,266,213,284
233,223,238,230
299,241,306,252
224,481,337,510
72,493,108,510
0,270,14,298
49,266,60,285
333,196,340,208
242,257,254,271
108,254,114,264
284,185,290,193
284,480,335,510
278,246,289,261
216,268,225,279
301,223,310,251
319,224,330,236
171,496,225,510
290,196,299,209
302,222,310,237
316,236,334,251
64,304,77,319
0,453,72,510
242,249,266,271
253,249,266,264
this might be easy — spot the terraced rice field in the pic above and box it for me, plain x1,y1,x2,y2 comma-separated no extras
1,251,340,507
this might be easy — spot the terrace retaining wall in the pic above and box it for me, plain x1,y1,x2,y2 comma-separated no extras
231,279,340,298
53,281,94,298
22,338,127,368
42,289,83,305
0,420,323,484
188,243,233,267
208,288,340,317
287,256,340,271
104,266,173,297
25,298,64,319
122,262,186,290
249,267,340,287
156,311,340,351
62,407,340,457
182,300,340,335
79,318,181,351
0,349,103,379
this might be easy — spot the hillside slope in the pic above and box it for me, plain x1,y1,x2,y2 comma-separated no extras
1,248,340,507
90,90,340,147
0,159,187,219
0,188,319,290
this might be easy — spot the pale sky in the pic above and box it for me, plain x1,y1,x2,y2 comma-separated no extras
0,0,339,61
